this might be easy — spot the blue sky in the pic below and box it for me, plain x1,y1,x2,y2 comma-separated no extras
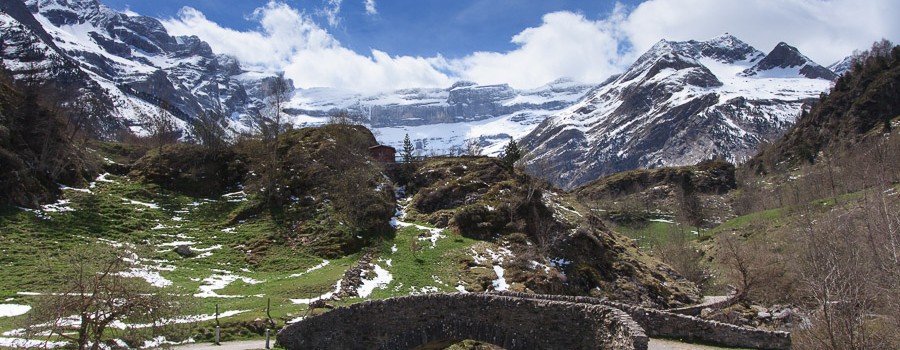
101,0,900,91
103,0,638,58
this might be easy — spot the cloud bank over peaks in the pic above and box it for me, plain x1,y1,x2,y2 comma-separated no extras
443,8,632,88
162,2,632,91
162,2,452,92
162,0,899,92
620,0,900,67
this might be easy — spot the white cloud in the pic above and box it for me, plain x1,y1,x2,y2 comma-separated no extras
364,0,377,15
161,0,898,92
319,0,343,27
444,0,899,87
162,2,451,92
444,9,630,88
620,0,900,66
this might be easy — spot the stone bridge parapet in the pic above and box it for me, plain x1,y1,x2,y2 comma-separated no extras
277,293,648,350
495,292,791,350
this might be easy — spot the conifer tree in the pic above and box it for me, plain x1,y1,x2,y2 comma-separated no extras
502,137,522,168
402,133,414,163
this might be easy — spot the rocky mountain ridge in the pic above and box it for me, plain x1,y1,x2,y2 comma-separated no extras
1,0,263,135
521,35,835,190
288,78,594,155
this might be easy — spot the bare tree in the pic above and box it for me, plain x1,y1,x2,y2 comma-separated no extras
189,109,228,151
327,109,355,125
465,138,482,156
252,74,292,205
715,233,783,301
653,224,707,287
25,244,191,350
141,100,178,153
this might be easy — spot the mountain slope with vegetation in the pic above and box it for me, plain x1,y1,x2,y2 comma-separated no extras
583,41,900,349
749,40,900,173
402,156,700,307
0,67,99,208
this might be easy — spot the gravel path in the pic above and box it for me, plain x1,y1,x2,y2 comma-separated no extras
168,338,746,350
168,340,269,350
649,338,750,350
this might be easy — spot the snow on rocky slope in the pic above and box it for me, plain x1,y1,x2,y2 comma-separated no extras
0,0,593,151
521,34,835,190
285,79,594,156
1,0,265,136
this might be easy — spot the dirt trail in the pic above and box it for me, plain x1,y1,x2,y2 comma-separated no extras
649,338,751,350
167,340,268,350
168,338,746,350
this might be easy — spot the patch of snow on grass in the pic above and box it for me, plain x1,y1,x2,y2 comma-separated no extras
141,336,194,348
485,247,513,291
290,280,342,304
122,198,159,209
59,184,91,193
222,191,248,202
649,218,675,224
288,260,330,278
492,265,509,291
530,260,551,273
0,337,66,348
192,252,213,259
94,173,114,183
392,220,445,248
357,264,393,298
42,199,75,212
119,269,172,288
409,286,440,295
157,241,198,247
113,310,249,329
286,316,306,324
0,304,30,317
195,271,263,298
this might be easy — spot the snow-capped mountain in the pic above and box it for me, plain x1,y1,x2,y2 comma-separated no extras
521,35,835,190
827,55,855,77
284,79,594,156
740,42,837,80
1,0,265,136
0,0,593,150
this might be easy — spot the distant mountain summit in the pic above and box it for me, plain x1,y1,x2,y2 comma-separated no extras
741,42,837,80
286,78,594,155
521,35,835,190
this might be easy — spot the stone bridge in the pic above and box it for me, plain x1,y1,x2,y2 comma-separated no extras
276,293,647,350
277,292,792,350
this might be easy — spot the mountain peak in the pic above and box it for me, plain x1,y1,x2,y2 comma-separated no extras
741,42,837,80
699,34,763,63
706,33,743,46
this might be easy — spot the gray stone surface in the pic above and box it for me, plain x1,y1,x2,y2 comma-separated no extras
498,292,791,350
276,293,647,350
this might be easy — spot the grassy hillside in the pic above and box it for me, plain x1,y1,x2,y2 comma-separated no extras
0,138,705,350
